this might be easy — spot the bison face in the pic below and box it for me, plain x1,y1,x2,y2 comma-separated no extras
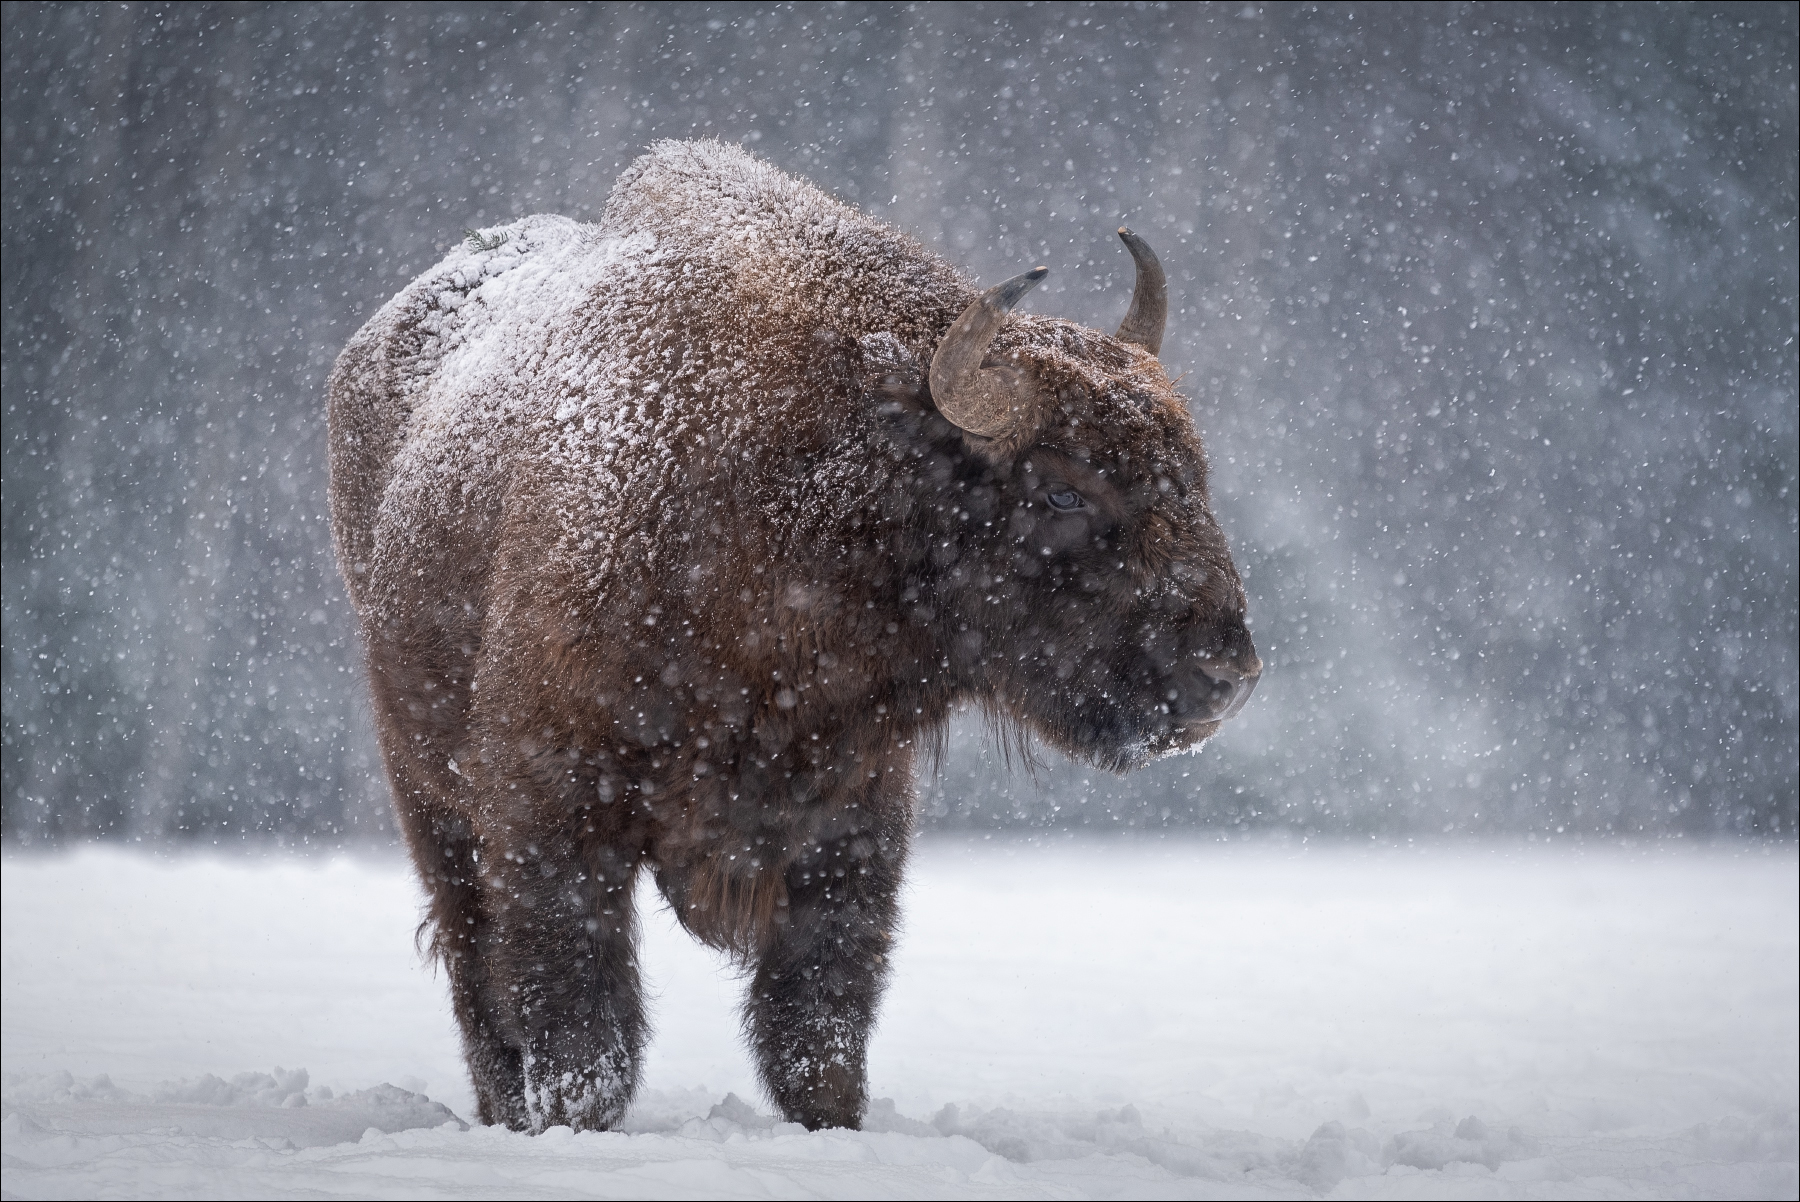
875,233,1260,771
984,409,1257,769
942,338,1259,771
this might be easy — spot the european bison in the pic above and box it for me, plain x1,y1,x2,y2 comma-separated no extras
328,139,1259,1133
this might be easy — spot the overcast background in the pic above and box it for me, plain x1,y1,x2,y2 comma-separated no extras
3,1,1794,846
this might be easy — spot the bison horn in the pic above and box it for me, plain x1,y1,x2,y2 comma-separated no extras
928,266,1048,439
1115,227,1166,356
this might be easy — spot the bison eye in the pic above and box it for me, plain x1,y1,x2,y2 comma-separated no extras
1046,488,1085,513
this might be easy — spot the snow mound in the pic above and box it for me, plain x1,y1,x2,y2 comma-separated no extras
152,1066,313,1107
3,1068,464,1149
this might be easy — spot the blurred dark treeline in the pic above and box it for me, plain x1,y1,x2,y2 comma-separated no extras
3,2,1795,845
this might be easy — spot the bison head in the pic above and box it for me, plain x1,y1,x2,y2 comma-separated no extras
871,231,1260,772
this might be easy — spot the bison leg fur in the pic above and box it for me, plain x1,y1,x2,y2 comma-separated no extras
406,807,529,1129
379,743,528,1129
745,821,905,1130
479,830,646,1132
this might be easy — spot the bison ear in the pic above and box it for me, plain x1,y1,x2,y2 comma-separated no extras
856,332,928,416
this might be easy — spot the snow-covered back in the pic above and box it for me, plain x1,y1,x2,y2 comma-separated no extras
340,139,985,623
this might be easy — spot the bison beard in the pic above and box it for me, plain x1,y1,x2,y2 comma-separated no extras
327,140,1259,1133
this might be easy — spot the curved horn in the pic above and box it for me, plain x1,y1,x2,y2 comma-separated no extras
928,266,1048,439
1115,227,1166,355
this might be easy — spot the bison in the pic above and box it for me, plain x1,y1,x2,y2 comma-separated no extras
327,139,1259,1134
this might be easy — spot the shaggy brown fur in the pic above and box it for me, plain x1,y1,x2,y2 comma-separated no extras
327,140,1258,1134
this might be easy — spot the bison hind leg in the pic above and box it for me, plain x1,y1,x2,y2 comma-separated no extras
399,803,529,1129
479,836,648,1134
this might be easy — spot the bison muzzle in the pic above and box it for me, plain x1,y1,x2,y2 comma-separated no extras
328,139,1259,1133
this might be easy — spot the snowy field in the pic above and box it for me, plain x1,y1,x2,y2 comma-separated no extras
2,838,1794,1200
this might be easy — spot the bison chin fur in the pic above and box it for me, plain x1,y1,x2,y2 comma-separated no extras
328,139,1257,1136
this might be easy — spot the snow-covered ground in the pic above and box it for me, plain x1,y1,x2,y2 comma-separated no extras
2,838,1794,1200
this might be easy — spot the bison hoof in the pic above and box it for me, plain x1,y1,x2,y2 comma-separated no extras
522,1052,634,1133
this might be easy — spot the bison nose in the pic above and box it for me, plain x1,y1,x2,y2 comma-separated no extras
1178,654,1261,724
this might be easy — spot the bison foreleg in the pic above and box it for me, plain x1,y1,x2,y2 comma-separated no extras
744,819,905,1130
481,834,646,1133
